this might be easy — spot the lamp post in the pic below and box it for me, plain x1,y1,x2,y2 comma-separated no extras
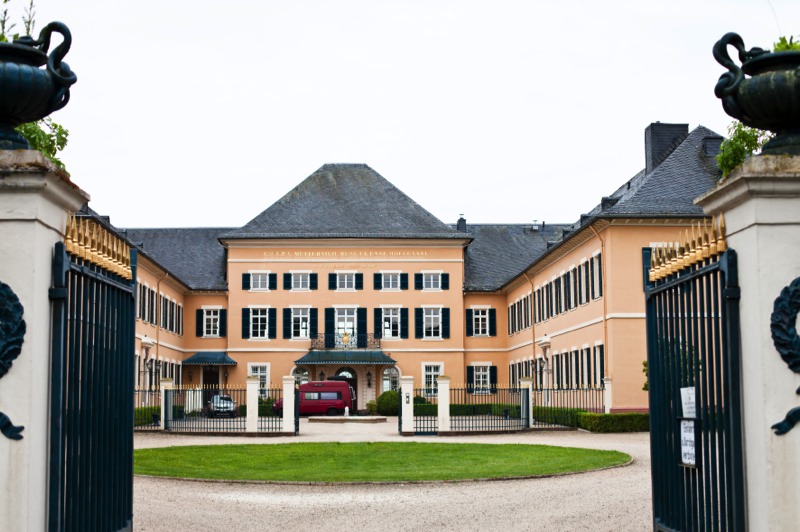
140,336,159,390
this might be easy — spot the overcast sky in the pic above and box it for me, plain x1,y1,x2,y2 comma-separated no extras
18,0,800,228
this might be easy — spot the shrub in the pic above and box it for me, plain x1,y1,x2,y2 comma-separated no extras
414,404,437,416
366,400,378,415
531,406,584,428
134,406,160,426
577,412,650,433
376,390,399,416
716,121,772,178
413,395,429,404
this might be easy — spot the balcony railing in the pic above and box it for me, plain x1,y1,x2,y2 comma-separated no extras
309,333,381,350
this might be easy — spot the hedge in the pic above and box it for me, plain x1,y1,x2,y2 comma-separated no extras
576,412,650,433
134,406,160,426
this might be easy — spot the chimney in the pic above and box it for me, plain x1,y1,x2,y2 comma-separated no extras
600,196,620,211
456,215,467,232
645,122,689,174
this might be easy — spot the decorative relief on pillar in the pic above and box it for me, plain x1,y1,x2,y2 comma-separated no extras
0,280,26,440
770,276,800,435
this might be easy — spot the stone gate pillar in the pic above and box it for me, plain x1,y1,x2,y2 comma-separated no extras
697,155,800,531
0,151,88,531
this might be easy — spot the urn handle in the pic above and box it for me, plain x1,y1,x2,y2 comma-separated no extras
713,32,770,123
34,22,77,114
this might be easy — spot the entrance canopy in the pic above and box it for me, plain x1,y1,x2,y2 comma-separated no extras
182,351,237,366
294,350,396,366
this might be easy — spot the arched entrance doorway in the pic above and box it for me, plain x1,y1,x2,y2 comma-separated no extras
330,367,357,410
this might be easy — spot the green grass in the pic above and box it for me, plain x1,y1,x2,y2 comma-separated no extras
134,442,630,482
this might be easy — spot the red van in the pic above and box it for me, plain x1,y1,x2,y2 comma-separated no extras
273,380,355,416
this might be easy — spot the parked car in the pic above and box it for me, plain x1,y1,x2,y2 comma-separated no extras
273,380,354,416
208,394,237,417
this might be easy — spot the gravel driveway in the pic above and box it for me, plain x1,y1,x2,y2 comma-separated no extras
134,419,651,531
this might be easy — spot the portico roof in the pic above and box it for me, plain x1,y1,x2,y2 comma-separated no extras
295,350,397,366
182,352,237,366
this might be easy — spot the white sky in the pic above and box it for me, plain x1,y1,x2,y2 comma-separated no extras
16,0,800,228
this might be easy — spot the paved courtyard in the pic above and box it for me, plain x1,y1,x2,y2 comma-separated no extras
133,420,651,531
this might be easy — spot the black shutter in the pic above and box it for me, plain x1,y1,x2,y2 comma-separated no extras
242,273,251,290
374,308,382,338
589,258,595,299
442,308,450,339
467,366,475,394
415,308,423,338
196,309,203,337
310,308,318,338
374,273,382,290
219,309,227,337
357,308,367,347
441,273,450,290
310,273,318,290
465,309,474,337
489,309,497,336
268,308,277,339
269,273,277,291
414,273,423,290
597,254,603,297
400,273,408,290
325,308,335,347
355,273,363,290
490,366,498,393
283,273,292,290
283,308,291,339
242,308,250,339
328,273,337,290
400,308,409,339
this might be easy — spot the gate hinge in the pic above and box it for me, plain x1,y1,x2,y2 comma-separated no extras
48,287,68,301
723,287,741,300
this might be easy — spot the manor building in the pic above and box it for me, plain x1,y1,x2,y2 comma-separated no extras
128,122,722,413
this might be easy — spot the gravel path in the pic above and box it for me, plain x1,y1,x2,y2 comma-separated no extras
134,420,652,531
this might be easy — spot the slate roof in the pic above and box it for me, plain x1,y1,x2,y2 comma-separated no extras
124,227,232,291
458,223,571,292
221,164,468,240
585,126,722,219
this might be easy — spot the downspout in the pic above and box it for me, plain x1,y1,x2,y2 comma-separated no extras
588,224,609,388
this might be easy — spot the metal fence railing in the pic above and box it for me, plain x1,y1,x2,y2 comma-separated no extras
257,387,283,432
449,387,529,431
134,388,161,431
530,387,605,428
413,388,438,434
164,387,247,433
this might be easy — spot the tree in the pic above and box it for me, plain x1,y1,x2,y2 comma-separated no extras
1,0,69,170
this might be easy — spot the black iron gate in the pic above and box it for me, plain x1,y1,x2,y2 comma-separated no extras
48,216,136,532
643,224,745,532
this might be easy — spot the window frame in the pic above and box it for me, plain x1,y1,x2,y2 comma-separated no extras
422,272,442,291
250,271,271,291
203,307,221,338
291,272,310,291
291,307,310,339
250,306,270,340
382,271,401,291
381,306,401,339
422,307,442,339
423,363,442,397
337,271,356,291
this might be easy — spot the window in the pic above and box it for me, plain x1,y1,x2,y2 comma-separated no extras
382,367,399,392
423,273,440,290
292,308,310,339
382,307,401,339
338,273,355,290
474,365,490,393
382,272,400,290
592,253,603,299
336,308,356,336
423,308,441,339
252,272,270,290
292,367,309,385
292,273,310,290
251,308,269,339
424,364,441,396
204,309,220,337
249,364,269,391
473,309,489,336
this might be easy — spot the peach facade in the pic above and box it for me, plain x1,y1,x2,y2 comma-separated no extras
134,220,707,413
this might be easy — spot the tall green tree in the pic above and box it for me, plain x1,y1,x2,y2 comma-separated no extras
1,0,69,170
